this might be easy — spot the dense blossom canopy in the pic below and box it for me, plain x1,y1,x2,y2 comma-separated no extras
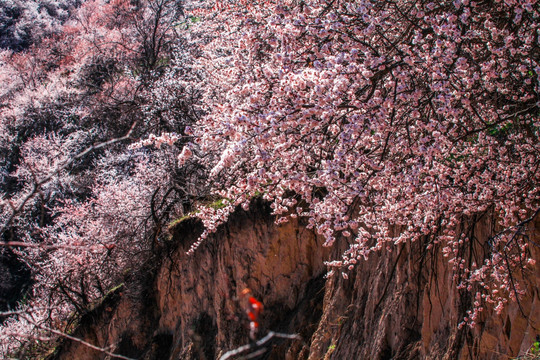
0,0,81,51
0,0,188,356
0,0,538,356
183,0,539,326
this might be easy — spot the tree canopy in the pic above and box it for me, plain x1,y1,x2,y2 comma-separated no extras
0,0,538,356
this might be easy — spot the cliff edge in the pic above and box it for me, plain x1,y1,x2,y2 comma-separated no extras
50,199,540,359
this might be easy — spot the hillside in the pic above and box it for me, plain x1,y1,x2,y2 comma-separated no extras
48,199,540,359
0,0,539,358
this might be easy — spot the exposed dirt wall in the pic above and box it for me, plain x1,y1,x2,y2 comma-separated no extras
51,201,540,360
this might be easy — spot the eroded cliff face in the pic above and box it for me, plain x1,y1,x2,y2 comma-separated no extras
51,200,540,360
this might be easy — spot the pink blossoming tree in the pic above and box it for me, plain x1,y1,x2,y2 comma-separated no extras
174,0,539,327
0,0,539,356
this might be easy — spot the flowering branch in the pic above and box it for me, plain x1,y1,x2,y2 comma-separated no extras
0,122,137,239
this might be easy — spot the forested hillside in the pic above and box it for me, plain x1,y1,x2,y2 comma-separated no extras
0,0,538,358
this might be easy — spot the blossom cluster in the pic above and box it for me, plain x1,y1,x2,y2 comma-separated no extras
0,0,538,355
181,0,539,325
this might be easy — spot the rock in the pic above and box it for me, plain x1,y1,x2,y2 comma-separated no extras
50,201,540,359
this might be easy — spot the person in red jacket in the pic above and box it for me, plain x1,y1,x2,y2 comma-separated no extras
240,288,263,340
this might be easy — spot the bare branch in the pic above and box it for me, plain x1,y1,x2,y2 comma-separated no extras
3,311,136,360
219,331,302,360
